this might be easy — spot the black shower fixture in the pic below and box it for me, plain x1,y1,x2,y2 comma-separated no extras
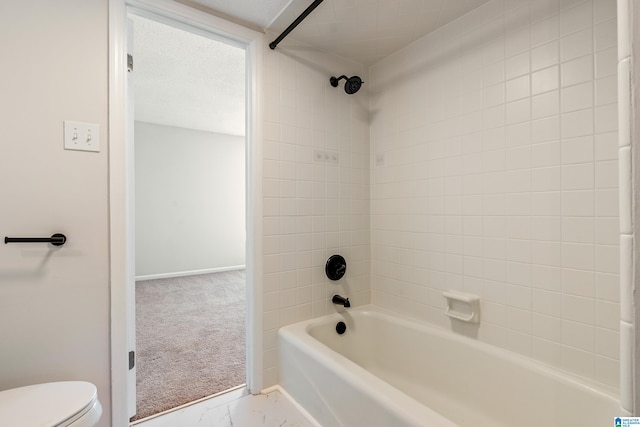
330,75,363,94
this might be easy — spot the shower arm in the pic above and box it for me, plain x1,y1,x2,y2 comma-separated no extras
269,0,324,50
330,75,348,86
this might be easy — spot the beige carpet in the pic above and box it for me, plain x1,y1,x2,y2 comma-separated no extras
132,270,246,421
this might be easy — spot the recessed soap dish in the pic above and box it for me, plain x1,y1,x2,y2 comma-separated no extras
443,291,480,323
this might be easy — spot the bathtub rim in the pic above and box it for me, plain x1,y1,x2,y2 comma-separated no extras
279,306,459,427
279,304,620,406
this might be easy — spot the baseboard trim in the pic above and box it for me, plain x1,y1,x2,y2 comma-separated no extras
135,265,246,281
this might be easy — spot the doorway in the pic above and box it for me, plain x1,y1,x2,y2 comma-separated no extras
108,1,264,423
128,11,248,420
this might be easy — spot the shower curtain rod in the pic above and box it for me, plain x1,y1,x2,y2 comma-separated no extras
269,0,324,50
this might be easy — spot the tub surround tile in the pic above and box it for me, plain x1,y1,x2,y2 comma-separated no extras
562,345,596,379
261,43,370,387
595,354,620,389
618,58,631,147
616,0,630,60
595,19,618,52
596,327,620,359
531,15,560,47
619,234,633,323
596,74,618,106
620,320,633,412
595,0,617,23
560,28,593,62
533,336,563,366
596,300,620,334
370,0,620,394
595,102,618,134
559,2,592,36
617,96,631,237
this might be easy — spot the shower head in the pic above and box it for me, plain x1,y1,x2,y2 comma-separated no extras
330,75,363,94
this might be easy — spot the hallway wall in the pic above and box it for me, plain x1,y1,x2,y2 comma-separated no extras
135,122,246,278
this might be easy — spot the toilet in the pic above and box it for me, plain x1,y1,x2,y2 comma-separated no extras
0,381,102,426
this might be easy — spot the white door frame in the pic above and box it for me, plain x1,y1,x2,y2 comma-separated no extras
109,0,264,424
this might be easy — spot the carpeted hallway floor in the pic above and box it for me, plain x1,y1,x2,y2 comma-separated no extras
132,270,246,421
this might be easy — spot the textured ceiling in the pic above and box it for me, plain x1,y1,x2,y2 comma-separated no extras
175,0,293,31
131,0,491,135
131,14,246,136
190,0,491,65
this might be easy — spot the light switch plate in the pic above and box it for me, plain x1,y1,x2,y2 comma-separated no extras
64,121,100,152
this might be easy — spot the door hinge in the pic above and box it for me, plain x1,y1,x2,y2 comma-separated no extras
127,54,134,72
129,351,135,370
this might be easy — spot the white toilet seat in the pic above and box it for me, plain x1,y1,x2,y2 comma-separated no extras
0,381,102,427
60,397,102,427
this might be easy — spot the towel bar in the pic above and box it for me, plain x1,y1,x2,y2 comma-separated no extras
4,233,67,246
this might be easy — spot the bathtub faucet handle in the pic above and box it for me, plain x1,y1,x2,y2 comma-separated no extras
326,255,347,281
332,294,351,308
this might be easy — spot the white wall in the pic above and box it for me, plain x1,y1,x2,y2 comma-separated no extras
0,1,111,426
262,36,371,387
370,0,620,393
134,121,245,278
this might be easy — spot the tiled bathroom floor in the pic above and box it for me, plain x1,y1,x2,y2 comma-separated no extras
132,387,318,427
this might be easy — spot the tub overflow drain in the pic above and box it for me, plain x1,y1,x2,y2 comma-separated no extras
336,321,347,334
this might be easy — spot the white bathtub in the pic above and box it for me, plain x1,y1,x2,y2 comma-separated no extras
278,305,620,427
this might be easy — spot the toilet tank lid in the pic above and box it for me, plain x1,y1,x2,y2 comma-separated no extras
0,381,98,426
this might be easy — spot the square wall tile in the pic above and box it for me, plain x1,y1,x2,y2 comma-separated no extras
368,0,619,394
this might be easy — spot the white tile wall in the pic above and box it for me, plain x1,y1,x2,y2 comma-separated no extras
616,0,634,413
370,0,619,392
262,39,370,387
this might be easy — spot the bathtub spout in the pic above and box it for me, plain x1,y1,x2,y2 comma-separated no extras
332,294,350,307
